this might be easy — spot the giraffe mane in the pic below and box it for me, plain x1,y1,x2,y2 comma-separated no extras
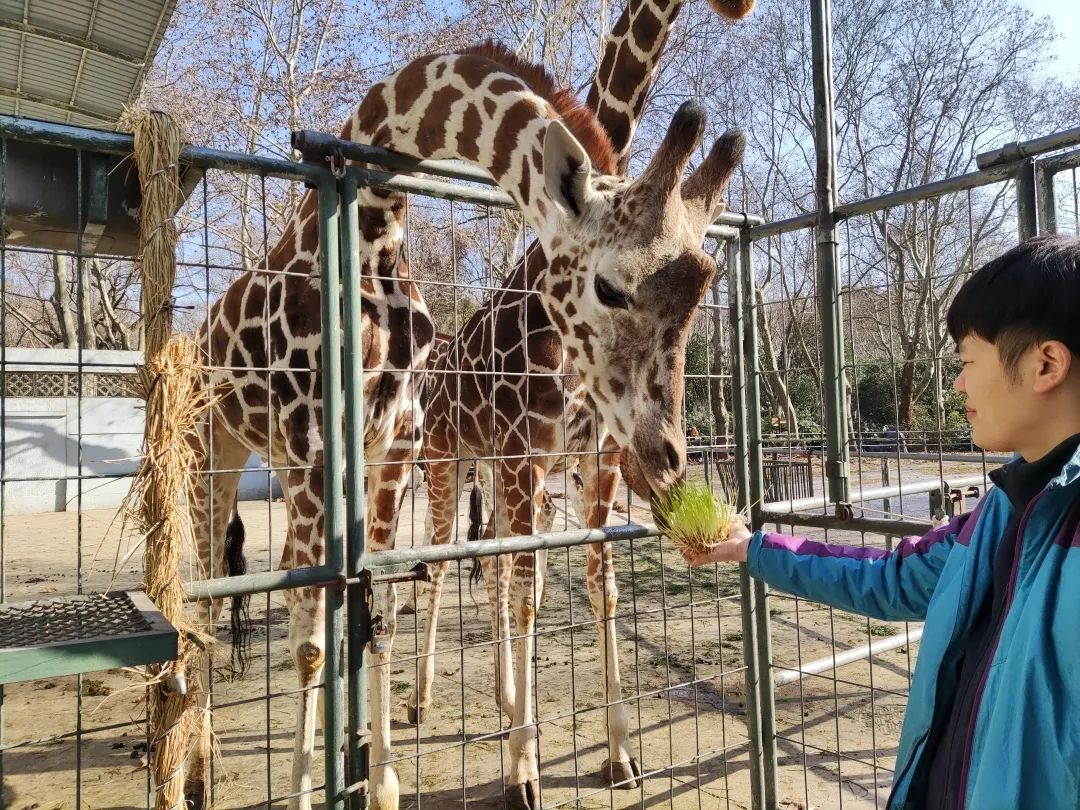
458,41,619,176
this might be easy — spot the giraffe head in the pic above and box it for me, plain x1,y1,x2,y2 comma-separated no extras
534,100,744,509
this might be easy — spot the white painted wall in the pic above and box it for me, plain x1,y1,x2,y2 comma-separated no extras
2,348,280,514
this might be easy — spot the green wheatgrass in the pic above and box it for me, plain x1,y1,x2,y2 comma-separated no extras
655,482,743,553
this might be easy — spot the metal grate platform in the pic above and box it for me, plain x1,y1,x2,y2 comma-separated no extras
0,591,178,684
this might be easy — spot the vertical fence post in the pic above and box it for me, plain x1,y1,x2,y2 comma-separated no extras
740,236,779,809
810,0,850,510
317,178,347,810
339,174,369,807
881,458,894,551
1017,158,1039,241
1036,163,1058,235
727,235,766,810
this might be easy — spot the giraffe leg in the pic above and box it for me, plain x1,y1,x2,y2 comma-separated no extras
183,416,251,808
279,466,327,810
478,463,519,723
577,441,641,788
504,461,546,810
406,459,468,725
366,424,423,810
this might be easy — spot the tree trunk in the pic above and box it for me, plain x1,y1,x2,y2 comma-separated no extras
51,253,77,349
708,300,730,445
754,283,799,437
78,257,96,349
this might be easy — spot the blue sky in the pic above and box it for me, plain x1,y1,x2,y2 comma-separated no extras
1017,0,1078,78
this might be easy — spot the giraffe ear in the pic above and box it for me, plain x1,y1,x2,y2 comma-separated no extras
543,120,596,221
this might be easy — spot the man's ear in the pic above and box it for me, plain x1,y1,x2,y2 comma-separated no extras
1031,340,1073,394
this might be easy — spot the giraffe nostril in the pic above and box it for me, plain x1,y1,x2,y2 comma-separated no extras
665,440,681,472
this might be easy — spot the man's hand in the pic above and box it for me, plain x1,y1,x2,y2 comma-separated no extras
679,522,752,566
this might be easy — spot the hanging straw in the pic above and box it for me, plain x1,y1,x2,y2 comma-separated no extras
119,107,207,810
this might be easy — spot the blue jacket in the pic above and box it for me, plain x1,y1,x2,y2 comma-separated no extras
747,444,1080,809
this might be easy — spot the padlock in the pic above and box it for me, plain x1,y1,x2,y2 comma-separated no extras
370,614,391,655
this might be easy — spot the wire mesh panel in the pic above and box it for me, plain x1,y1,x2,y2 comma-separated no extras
0,122,351,809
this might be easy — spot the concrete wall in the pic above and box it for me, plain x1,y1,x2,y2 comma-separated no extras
2,348,280,514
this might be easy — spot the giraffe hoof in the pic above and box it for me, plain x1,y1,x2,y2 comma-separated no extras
407,704,427,725
602,757,643,789
506,778,541,809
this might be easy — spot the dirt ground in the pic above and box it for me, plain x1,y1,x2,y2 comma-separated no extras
1,455,989,810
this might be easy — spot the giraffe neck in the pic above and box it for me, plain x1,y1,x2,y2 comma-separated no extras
587,0,687,168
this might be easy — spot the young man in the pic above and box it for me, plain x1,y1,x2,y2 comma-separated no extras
683,235,1080,809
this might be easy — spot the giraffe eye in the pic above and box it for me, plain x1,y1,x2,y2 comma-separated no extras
594,276,630,309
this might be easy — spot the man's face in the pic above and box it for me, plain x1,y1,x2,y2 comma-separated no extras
953,335,1030,453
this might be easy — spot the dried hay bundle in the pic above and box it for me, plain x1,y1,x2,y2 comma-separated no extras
119,107,207,810
655,482,745,555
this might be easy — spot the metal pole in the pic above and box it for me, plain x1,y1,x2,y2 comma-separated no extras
773,628,924,686
318,179,347,810
740,238,778,809
976,125,1080,169
727,237,765,809
1037,163,1058,236
339,176,369,807
810,0,850,508
881,459,894,551
1017,158,1039,241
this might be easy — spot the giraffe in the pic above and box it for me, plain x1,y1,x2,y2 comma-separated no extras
406,0,753,803
180,81,438,810
402,36,746,810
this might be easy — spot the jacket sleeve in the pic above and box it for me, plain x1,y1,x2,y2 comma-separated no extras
746,510,977,621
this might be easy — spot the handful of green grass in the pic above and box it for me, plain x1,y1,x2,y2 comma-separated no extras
655,482,743,554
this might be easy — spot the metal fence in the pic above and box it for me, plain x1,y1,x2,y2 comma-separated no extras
0,110,762,810
2,21,1080,810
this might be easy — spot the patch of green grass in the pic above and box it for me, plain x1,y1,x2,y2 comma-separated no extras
869,624,899,637
391,680,412,694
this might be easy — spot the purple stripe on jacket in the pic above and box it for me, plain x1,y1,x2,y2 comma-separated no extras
761,504,983,561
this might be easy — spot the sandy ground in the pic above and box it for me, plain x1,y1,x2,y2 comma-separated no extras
0,455,988,810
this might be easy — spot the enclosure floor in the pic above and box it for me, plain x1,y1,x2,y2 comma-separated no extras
0,458,956,809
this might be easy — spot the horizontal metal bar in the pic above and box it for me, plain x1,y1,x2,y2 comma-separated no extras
772,627,923,686
182,524,661,599
348,164,515,208
294,129,498,185
823,449,1011,464
1039,146,1080,177
705,224,740,241
833,164,1019,221
183,565,339,601
0,115,325,183
763,472,991,513
977,126,1080,169
744,211,817,240
745,132,1080,242
714,210,766,228
758,509,932,538
364,522,661,569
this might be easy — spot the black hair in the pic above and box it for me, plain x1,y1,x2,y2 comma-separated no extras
946,235,1080,374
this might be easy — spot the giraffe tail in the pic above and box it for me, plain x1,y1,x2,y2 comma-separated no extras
466,481,485,612
225,504,252,679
